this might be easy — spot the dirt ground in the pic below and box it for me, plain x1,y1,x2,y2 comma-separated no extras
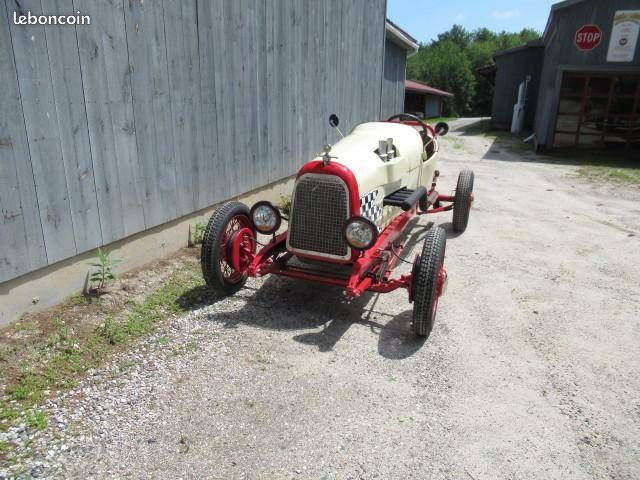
13,119,640,479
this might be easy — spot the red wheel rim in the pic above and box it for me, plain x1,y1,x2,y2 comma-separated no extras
219,215,254,283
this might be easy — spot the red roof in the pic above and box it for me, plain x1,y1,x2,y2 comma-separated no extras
405,80,453,97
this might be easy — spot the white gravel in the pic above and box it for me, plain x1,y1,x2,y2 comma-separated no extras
3,121,640,479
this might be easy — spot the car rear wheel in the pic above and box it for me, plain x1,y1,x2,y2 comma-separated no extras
201,201,255,295
411,227,447,337
419,192,430,212
452,169,474,232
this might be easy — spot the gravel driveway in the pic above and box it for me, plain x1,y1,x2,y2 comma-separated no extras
31,122,640,479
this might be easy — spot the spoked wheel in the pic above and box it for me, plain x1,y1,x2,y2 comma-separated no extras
201,201,256,295
452,169,474,232
411,227,447,338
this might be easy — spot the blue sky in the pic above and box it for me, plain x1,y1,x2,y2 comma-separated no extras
387,0,558,43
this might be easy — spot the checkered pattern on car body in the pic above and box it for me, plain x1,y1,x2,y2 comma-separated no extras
360,189,382,227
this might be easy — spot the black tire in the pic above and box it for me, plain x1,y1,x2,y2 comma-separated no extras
419,191,430,211
452,169,474,232
201,201,254,295
412,227,447,337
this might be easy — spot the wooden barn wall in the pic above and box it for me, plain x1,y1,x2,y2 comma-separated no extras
381,39,406,118
534,0,640,147
0,0,388,283
490,48,544,130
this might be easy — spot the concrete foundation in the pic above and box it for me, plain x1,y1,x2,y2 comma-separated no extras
0,176,295,328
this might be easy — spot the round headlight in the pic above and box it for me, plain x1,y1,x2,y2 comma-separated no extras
343,216,378,250
250,201,281,234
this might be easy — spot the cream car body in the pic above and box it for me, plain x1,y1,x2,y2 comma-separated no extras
309,121,438,230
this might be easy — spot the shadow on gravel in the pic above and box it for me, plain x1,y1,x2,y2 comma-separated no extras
218,275,426,359
176,220,445,358
439,222,463,240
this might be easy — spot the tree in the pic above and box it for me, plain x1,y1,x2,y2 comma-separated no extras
436,24,471,49
406,25,541,116
408,41,475,117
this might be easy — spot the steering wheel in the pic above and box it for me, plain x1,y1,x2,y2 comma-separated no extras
386,113,433,144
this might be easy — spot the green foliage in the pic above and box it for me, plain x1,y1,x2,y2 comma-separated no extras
88,248,121,291
408,40,475,116
25,410,47,431
279,194,292,218
408,25,541,116
192,222,206,245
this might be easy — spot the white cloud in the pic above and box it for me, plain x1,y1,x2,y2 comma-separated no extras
454,13,465,21
490,9,521,20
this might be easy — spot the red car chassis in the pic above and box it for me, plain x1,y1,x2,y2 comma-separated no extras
226,186,458,302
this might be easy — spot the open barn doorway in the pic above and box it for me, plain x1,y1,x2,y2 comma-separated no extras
554,72,640,153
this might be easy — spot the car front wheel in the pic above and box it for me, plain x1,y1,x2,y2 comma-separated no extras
411,226,447,337
201,201,256,295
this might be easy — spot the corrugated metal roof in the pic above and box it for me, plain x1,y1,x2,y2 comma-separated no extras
405,80,453,97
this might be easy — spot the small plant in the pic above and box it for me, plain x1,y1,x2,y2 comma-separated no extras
87,248,121,293
279,194,292,217
193,222,206,245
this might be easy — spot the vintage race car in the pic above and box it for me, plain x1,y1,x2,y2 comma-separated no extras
201,113,474,337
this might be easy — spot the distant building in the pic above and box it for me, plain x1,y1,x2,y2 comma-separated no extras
404,80,453,118
488,0,640,152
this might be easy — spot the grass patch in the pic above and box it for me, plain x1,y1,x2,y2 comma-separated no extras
425,116,458,125
576,163,640,185
25,410,47,431
0,440,11,454
0,257,204,433
171,341,199,357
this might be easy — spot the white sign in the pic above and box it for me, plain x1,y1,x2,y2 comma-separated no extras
607,10,640,62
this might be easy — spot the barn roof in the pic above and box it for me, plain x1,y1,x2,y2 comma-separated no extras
385,19,419,54
405,80,453,97
493,38,544,59
543,0,590,42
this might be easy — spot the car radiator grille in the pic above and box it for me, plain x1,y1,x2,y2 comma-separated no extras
288,174,350,258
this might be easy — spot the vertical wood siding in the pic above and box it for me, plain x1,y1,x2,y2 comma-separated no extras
0,0,397,283
381,39,406,118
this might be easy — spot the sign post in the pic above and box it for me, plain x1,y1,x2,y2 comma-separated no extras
575,25,603,51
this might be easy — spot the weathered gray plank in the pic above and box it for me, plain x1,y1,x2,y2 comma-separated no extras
45,0,103,253
7,0,76,263
253,0,269,187
74,0,145,243
324,0,343,146
198,0,227,207
247,0,263,190
0,2,47,281
162,0,200,216
265,1,284,183
282,0,304,173
124,0,177,229
228,0,251,194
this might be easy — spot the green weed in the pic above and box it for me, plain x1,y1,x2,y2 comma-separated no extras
88,248,121,291
25,410,47,431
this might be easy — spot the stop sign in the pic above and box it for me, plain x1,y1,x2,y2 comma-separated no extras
575,25,602,51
